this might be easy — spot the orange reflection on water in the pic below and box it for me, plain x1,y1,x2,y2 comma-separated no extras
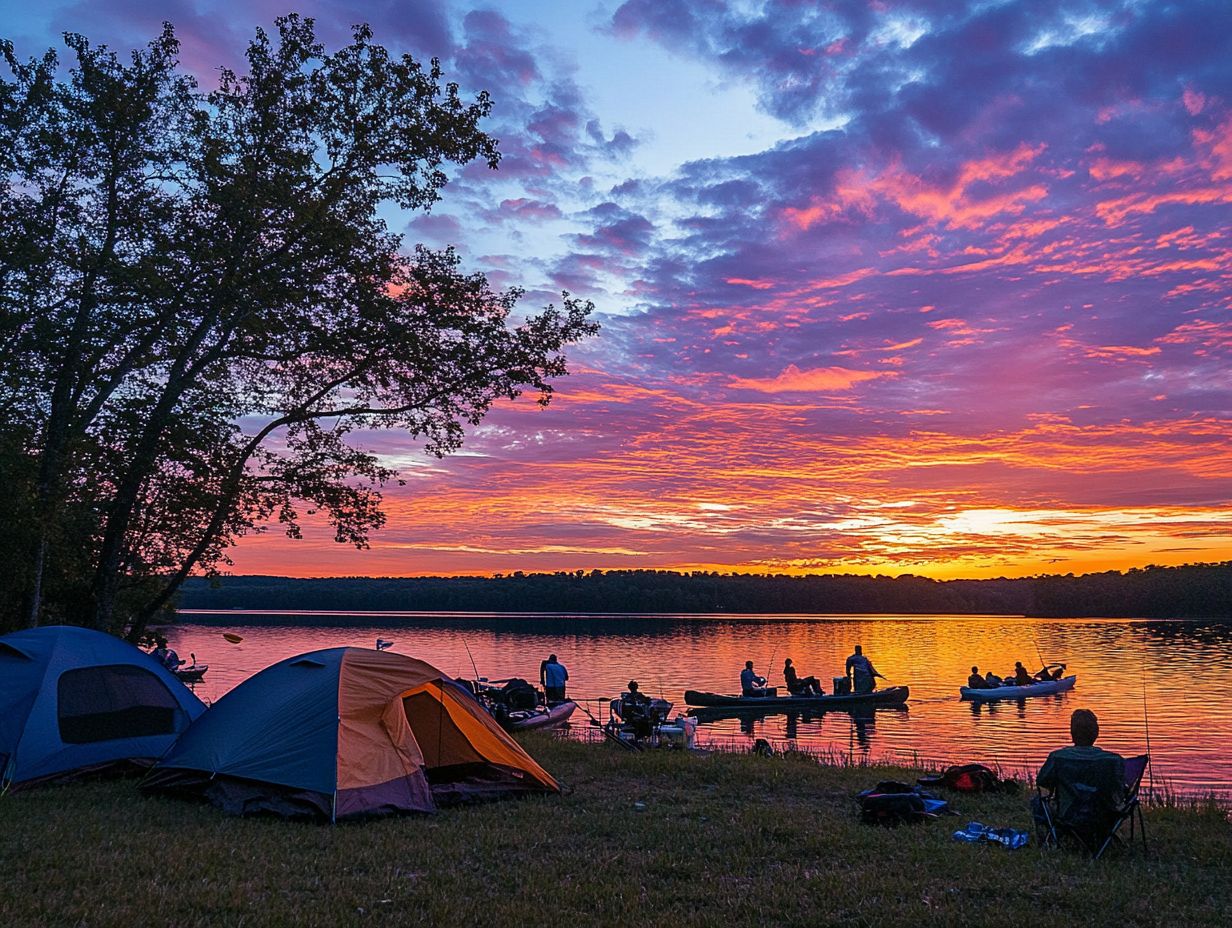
168,612,1232,794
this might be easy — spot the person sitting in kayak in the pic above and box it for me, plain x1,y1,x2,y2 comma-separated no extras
741,661,769,697
783,658,823,696
1013,661,1034,686
968,666,987,689
983,672,1003,688
152,636,183,671
846,645,882,694
540,654,569,703
1034,663,1066,681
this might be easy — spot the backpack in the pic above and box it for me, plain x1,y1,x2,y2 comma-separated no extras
856,782,949,827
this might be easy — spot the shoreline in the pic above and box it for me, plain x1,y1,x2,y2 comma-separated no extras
3,735,1228,927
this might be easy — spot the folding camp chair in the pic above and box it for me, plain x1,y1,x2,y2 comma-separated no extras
1035,753,1149,859
1093,754,1149,859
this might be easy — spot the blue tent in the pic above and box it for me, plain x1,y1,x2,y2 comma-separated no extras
0,626,205,791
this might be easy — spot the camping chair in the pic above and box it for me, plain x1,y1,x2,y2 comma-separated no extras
1035,754,1149,859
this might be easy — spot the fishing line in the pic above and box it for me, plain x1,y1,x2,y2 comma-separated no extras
1141,662,1155,797
1031,631,1047,671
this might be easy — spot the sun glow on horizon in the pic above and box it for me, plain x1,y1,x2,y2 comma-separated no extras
23,0,1227,580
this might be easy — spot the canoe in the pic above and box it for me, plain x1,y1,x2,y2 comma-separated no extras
503,700,577,732
960,675,1076,701
174,664,207,683
684,686,910,710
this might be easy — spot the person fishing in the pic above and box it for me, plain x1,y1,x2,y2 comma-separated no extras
783,658,822,696
740,660,769,697
968,665,987,689
1034,663,1066,681
845,645,882,694
540,654,569,703
1033,708,1126,836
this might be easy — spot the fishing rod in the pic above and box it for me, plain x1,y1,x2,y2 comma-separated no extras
1031,633,1047,671
462,639,481,682
574,698,641,751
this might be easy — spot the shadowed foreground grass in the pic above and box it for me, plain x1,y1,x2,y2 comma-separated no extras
2,735,1229,928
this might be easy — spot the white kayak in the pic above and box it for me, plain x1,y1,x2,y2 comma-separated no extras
960,675,1076,701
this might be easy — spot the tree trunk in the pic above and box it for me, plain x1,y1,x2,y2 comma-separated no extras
26,168,122,627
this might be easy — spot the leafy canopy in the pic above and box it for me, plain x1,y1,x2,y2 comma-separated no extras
0,16,597,635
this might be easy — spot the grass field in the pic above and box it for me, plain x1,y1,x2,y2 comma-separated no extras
2,735,1229,927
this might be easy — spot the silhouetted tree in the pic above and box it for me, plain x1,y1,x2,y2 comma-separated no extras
0,17,596,636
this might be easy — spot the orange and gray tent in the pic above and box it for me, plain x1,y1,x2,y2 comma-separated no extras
142,647,558,820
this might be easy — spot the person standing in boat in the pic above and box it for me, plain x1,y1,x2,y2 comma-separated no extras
783,658,823,696
540,654,569,703
740,661,769,697
845,645,882,694
968,666,987,689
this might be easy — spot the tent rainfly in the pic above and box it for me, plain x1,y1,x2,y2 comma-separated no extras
142,647,559,820
1,625,205,792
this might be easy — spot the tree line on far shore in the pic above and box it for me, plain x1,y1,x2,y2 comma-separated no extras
178,561,1232,619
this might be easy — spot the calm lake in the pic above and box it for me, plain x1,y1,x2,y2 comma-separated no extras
169,611,1232,795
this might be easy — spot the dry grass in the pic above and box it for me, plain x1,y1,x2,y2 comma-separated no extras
1,735,1229,927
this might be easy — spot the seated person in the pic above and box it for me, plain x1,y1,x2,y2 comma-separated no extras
1013,661,1034,686
620,680,653,738
1034,709,1126,839
740,661,769,697
982,672,1002,688
783,658,823,696
967,665,987,689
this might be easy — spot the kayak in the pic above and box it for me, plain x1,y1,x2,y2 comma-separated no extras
174,663,207,683
960,675,1076,701
684,686,910,709
503,700,577,732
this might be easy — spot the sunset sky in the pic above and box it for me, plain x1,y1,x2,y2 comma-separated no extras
8,0,1230,578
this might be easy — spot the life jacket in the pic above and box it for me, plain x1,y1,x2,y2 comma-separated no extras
918,763,1007,793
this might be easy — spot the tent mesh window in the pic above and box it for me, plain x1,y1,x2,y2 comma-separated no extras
57,665,181,744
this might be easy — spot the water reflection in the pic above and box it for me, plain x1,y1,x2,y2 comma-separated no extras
167,611,1232,794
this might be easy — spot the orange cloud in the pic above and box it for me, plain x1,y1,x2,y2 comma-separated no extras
728,364,890,393
782,144,1048,233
